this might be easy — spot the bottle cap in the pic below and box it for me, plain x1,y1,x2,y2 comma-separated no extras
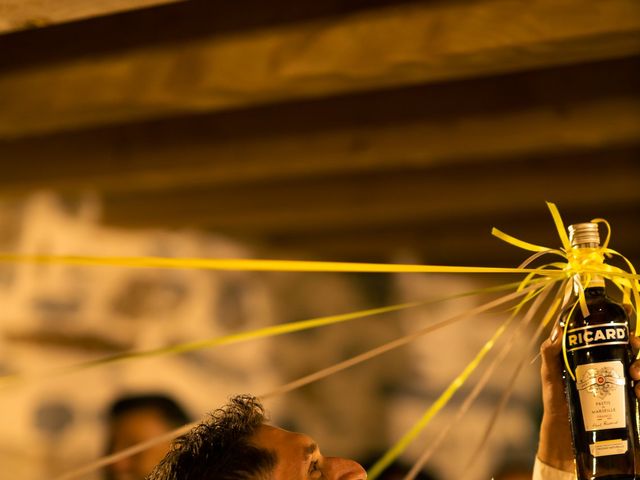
568,222,600,247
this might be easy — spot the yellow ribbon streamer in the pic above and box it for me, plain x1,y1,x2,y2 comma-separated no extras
1,201,637,479
52,280,549,480
459,291,562,477
0,252,558,275
492,201,640,378
367,300,525,480
1,281,532,388
0,301,422,388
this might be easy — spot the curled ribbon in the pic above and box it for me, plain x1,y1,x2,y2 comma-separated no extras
492,202,640,381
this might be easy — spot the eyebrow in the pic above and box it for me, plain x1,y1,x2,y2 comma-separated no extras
303,443,318,459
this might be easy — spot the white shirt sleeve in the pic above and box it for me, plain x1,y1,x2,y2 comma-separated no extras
532,457,576,480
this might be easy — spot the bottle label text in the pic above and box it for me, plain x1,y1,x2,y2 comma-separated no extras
566,323,628,352
577,361,627,432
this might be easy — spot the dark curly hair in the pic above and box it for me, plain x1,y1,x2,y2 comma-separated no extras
147,395,276,480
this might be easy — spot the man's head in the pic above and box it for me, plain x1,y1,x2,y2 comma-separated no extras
106,394,190,480
148,395,367,480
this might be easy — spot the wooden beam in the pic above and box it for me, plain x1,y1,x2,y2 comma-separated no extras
1,58,639,196
95,153,640,265
1,0,639,138
98,150,640,234
0,1,408,69
260,206,640,265
2,98,638,195
0,0,183,34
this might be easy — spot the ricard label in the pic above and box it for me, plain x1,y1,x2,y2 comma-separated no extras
576,360,627,432
589,439,628,457
566,323,629,352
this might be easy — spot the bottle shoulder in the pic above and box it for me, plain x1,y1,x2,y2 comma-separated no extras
564,291,628,328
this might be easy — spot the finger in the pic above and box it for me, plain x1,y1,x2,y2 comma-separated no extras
630,333,640,357
541,324,564,381
630,355,640,382
541,324,563,357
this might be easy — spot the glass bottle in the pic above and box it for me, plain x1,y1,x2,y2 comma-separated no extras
562,222,640,479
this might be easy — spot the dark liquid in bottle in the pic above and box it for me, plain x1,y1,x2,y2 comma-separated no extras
563,287,640,480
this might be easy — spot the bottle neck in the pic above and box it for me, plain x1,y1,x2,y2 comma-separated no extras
580,275,605,289
572,243,605,289
583,286,605,298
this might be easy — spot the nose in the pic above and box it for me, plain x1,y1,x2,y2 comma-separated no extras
323,456,367,479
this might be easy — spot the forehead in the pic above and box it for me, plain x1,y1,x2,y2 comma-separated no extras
252,424,313,448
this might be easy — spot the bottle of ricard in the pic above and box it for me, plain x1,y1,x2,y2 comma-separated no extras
562,222,640,479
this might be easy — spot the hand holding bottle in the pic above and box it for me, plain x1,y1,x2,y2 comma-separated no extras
537,326,640,475
538,323,579,473
631,333,640,400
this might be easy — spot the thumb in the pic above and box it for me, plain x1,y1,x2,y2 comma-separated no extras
629,334,640,401
631,332,639,358
540,323,569,419
541,324,563,379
